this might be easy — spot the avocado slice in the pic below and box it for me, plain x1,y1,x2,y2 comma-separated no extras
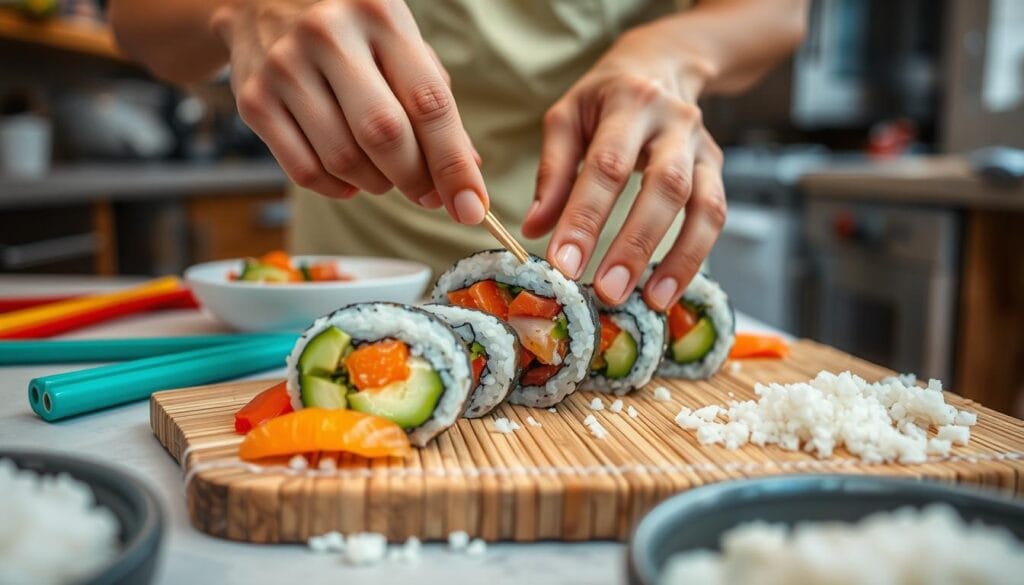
298,326,351,376
670,317,717,363
603,330,638,379
239,261,292,283
347,357,443,429
300,374,348,409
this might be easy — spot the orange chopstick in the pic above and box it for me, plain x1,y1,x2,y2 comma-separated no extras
0,277,183,338
729,332,790,360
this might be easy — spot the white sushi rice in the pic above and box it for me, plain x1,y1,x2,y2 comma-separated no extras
589,397,605,411
581,287,668,395
583,414,609,439
344,532,388,565
526,416,542,427
672,370,977,463
610,399,624,413
655,272,736,380
466,538,487,556
627,405,640,418
493,417,520,434
422,304,519,418
448,530,470,551
0,459,120,585
659,505,1024,585
285,303,473,448
653,386,672,401
431,250,598,408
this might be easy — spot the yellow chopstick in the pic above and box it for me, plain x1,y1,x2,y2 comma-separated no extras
0,276,181,334
482,210,529,263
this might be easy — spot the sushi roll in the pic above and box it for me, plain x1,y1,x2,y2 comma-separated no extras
285,302,472,447
582,286,668,395
657,272,735,379
431,250,599,409
421,304,521,418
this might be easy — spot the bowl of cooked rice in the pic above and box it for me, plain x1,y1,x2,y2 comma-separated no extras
628,475,1024,585
0,450,164,585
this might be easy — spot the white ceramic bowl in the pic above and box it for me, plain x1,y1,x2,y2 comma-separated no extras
184,255,432,332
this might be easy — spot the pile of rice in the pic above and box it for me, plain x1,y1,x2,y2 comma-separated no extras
0,459,120,585
674,371,977,463
660,505,1024,585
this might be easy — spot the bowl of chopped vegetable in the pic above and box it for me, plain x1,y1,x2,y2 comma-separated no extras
627,475,1024,585
0,450,164,585
184,252,432,332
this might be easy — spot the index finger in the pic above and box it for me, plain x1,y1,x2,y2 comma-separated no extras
372,24,488,224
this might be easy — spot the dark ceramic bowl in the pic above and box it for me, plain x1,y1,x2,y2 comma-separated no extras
0,450,164,585
627,474,1024,585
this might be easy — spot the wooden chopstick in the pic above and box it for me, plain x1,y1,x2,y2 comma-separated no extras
482,210,529,263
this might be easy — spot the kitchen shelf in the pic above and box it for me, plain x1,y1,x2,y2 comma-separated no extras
0,10,124,61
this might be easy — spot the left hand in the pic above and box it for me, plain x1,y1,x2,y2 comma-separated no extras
521,23,727,310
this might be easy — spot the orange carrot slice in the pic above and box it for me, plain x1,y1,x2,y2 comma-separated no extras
239,408,411,460
344,339,411,391
728,333,790,359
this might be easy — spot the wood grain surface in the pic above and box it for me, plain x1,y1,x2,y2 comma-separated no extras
151,340,1024,543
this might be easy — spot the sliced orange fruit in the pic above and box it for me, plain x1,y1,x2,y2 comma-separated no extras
239,408,411,461
344,339,411,391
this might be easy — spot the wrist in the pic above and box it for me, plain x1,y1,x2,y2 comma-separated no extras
624,18,719,102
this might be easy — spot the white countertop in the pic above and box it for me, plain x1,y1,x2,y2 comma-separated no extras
0,275,781,585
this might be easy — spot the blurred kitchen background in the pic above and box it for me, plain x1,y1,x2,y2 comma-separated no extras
1,0,1022,412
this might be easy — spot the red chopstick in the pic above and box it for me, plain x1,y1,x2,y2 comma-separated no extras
0,288,199,339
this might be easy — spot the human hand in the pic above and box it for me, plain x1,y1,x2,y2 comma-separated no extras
521,22,727,309
213,0,488,224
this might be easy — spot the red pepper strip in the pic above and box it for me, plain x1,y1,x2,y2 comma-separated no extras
667,303,699,340
235,381,294,435
520,364,559,386
0,288,198,339
598,314,620,354
728,333,790,360
471,355,486,387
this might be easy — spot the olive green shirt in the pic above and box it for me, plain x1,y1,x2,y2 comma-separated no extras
289,0,688,277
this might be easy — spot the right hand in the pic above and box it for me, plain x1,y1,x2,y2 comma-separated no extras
212,0,489,224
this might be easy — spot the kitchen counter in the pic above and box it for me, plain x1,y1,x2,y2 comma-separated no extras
0,160,287,209
799,155,1024,211
0,275,780,585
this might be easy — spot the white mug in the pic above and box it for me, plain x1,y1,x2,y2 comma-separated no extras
0,114,52,178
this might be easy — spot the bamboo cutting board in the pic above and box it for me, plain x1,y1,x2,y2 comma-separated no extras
151,340,1024,543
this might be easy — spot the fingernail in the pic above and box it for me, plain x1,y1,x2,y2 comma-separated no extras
649,277,678,310
454,189,486,224
419,191,443,209
555,243,582,279
598,265,630,303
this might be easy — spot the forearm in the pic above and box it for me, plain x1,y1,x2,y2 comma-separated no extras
633,0,808,99
108,0,236,84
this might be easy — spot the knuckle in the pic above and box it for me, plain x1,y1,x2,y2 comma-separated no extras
699,193,728,229
704,138,724,164
296,6,337,44
321,144,360,177
264,44,297,81
408,79,453,124
587,149,632,187
620,228,657,259
236,81,267,123
357,107,406,150
432,151,474,180
649,164,692,206
622,75,663,103
563,206,604,239
355,0,398,28
542,104,569,132
288,161,323,189
670,100,702,124
670,247,704,277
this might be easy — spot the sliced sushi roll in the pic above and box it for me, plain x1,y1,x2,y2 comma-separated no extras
431,250,599,408
657,272,735,379
285,302,472,447
421,304,521,418
582,286,668,395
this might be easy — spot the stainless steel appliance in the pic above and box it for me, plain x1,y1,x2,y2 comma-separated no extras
803,199,960,382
